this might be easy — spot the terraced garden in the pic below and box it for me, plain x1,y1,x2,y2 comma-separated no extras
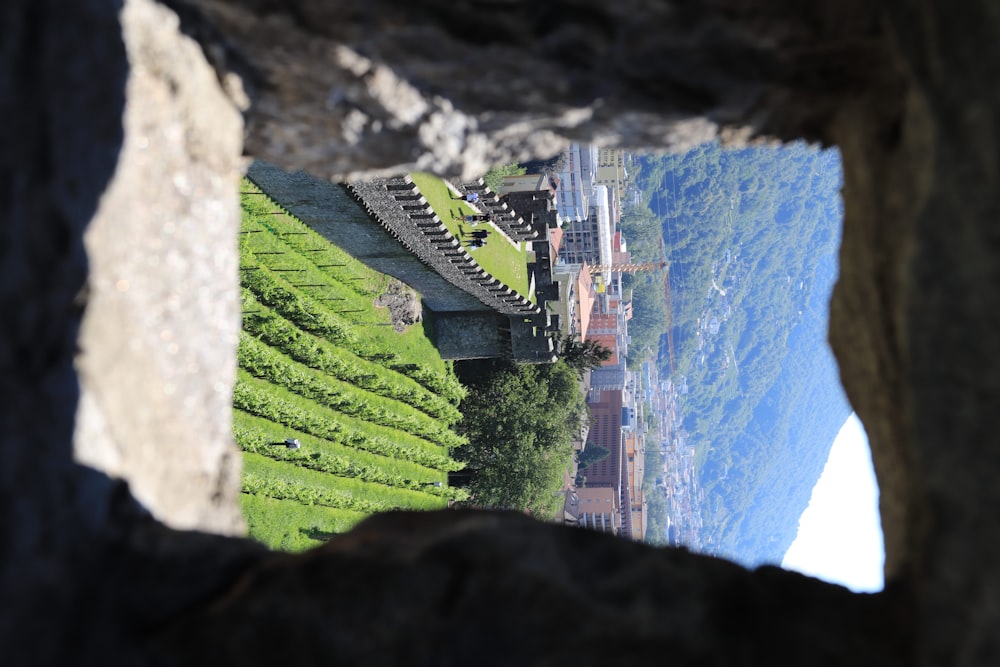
237,179,468,551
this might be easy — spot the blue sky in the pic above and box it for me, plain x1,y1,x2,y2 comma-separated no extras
781,413,884,592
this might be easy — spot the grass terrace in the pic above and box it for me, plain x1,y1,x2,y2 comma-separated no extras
236,179,468,551
409,172,533,301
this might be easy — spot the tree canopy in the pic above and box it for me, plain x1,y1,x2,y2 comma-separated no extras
453,359,585,519
482,163,526,192
555,334,613,376
577,445,610,470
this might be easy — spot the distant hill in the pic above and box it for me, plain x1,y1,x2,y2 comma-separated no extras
629,142,851,566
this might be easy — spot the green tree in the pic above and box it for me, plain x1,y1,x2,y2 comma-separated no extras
555,335,613,375
577,445,610,469
453,360,585,518
482,163,527,192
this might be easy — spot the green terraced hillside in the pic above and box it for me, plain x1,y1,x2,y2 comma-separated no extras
237,179,468,552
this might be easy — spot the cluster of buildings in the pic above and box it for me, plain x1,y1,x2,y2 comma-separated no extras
564,364,649,540
496,145,654,540
408,144,699,544
649,367,705,549
253,155,696,542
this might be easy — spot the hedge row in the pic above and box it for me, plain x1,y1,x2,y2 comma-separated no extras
235,417,467,501
233,371,461,471
240,195,380,300
243,472,396,514
235,410,445,483
238,334,465,448
241,297,461,424
241,255,466,405
243,453,450,512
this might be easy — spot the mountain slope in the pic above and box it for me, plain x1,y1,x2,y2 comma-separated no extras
632,142,850,565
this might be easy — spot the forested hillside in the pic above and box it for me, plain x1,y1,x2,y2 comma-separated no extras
631,142,851,565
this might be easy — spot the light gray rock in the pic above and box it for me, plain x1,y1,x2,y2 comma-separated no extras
75,0,246,535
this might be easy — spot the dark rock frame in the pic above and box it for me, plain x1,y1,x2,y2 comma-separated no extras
2,0,997,664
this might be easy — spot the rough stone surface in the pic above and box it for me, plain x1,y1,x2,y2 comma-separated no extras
160,510,911,666
75,0,246,535
433,311,511,360
1,0,125,653
4,0,1000,665
183,0,878,179
0,0,258,657
373,279,422,332
875,5,1000,662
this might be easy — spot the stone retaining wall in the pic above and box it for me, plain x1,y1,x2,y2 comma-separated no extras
346,176,540,318
248,162,555,360
246,162,489,315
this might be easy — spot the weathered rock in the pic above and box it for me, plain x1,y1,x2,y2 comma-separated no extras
0,0,127,654
184,0,885,180
75,0,247,535
0,0,252,657
374,279,422,332
160,510,912,666
3,0,1000,665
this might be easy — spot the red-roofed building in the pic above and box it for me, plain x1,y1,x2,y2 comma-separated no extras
587,311,621,367
579,388,624,489
548,225,564,257
573,386,629,532
575,266,597,341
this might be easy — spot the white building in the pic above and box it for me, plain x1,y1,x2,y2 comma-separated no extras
557,183,613,284
555,143,598,223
